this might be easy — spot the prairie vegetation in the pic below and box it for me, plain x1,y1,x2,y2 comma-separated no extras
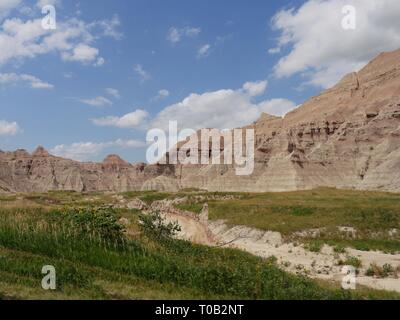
0,188,399,299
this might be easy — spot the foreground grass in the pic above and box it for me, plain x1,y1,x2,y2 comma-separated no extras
0,206,398,300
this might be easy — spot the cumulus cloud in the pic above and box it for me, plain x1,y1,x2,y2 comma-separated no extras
270,0,400,88
61,44,102,65
0,120,20,136
96,81,296,132
197,44,211,58
79,96,112,107
50,139,146,161
0,10,120,67
150,81,297,130
242,80,268,97
0,72,54,89
92,109,149,129
167,26,201,43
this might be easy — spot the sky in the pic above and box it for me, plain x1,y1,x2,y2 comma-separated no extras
1,0,400,163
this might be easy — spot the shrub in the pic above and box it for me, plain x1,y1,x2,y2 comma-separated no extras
138,211,181,242
340,256,362,269
365,263,393,278
383,263,394,277
333,244,346,253
265,256,278,265
306,241,323,253
62,206,126,244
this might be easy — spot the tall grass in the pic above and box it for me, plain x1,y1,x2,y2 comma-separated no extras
0,207,398,300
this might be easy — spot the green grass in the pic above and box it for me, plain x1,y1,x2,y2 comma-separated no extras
175,203,204,214
206,188,400,253
0,206,398,300
3,188,399,253
121,191,172,204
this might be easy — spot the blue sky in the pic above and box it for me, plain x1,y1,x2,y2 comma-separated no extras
1,0,400,162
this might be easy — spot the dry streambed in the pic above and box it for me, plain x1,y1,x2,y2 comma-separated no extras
122,197,400,293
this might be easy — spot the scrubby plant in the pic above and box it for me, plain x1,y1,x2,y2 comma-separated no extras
333,244,346,254
265,255,278,265
383,263,394,277
138,211,181,242
365,263,393,278
338,256,362,269
306,241,323,253
62,206,126,245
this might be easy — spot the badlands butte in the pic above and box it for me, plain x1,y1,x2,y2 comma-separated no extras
1,49,400,194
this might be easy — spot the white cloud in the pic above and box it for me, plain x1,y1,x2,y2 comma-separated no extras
79,96,112,107
106,87,120,99
197,44,211,58
50,139,146,161
185,27,201,37
89,14,123,40
62,44,100,64
92,109,149,129
167,27,180,43
0,0,21,18
92,82,296,132
242,80,268,97
0,120,20,136
270,0,400,88
258,99,297,117
167,26,201,43
134,64,151,82
0,12,120,67
149,82,296,131
94,57,105,67
0,72,54,89
155,89,169,100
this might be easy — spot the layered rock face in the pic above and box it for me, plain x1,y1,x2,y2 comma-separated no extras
176,50,400,192
1,50,400,193
0,148,175,193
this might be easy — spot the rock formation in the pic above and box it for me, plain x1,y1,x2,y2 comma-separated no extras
1,49,400,193
0,146,175,193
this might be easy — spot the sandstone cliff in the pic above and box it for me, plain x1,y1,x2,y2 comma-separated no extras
1,49,400,193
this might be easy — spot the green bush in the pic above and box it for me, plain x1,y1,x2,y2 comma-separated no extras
306,241,323,253
343,256,362,269
138,211,181,242
62,206,126,244
333,245,346,253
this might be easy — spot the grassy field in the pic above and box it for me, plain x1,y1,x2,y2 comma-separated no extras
0,189,399,300
204,188,400,253
2,188,400,254
0,199,397,299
